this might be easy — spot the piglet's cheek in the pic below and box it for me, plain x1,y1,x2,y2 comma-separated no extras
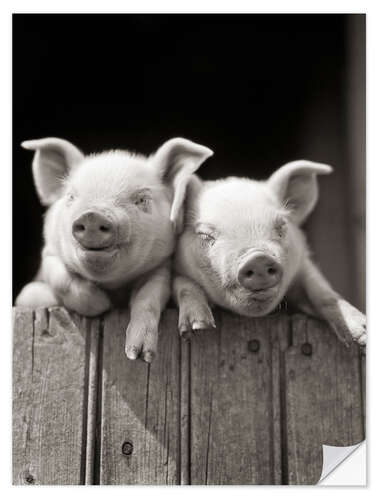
110,209,132,244
55,215,76,260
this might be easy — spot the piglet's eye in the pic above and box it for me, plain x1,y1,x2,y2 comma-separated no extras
198,232,215,245
134,191,152,212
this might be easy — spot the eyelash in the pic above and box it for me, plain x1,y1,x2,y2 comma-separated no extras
198,232,215,244
134,193,152,211
135,196,148,205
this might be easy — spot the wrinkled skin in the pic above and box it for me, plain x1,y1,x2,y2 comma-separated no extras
16,136,213,361
173,161,366,347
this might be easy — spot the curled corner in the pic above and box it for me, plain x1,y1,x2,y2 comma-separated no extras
318,441,366,485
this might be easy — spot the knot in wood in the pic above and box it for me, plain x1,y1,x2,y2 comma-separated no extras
301,342,313,356
25,474,34,484
122,441,133,456
248,339,260,353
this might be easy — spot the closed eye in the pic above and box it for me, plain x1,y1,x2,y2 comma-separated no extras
195,222,217,245
198,232,213,239
197,232,216,245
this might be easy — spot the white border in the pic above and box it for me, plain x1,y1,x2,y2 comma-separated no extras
1,1,373,497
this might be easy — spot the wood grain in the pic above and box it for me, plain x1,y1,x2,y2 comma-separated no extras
99,309,181,484
12,308,92,485
13,307,366,485
189,310,290,485
361,350,366,432
284,315,364,485
180,336,190,485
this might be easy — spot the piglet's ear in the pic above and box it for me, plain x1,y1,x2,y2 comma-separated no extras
22,137,84,206
152,138,213,233
268,160,333,225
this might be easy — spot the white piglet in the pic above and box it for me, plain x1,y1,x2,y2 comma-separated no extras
16,137,213,362
173,161,366,346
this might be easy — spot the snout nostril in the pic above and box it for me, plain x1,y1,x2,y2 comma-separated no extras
267,267,277,276
246,270,254,277
99,225,110,232
75,223,85,232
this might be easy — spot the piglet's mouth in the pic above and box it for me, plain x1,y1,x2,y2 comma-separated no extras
80,245,116,253
247,285,279,301
76,239,119,254
242,286,282,316
76,244,119,271
79,248,118,259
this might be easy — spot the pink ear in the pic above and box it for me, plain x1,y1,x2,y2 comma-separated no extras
152,138,213,233
22,137,84,206
268,160,333,225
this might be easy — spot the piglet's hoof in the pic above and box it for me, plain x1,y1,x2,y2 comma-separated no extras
124,345,155,363
141,350,155,363
178,308,216,340
125,318,159,362
326,299,366,348
125,344,141,360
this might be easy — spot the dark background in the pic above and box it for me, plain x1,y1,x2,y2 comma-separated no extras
13,14,365,309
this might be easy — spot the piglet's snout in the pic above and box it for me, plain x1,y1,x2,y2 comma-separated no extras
72,211,116,249
238,252,282,291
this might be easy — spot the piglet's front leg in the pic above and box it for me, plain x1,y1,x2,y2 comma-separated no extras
172,275,216,339
298,258,366,347
42,254,111,317
125,264,171,363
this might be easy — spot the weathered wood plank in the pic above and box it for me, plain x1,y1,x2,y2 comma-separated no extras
13,308,34,485
284,315,364,485
189,310,289,485
13,306,365,485
12,307,92,485
361,350,366,432
180,337,190,485
99,309,181,484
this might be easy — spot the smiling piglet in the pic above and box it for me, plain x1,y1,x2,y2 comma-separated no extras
16,137,213,361
173,161,366,346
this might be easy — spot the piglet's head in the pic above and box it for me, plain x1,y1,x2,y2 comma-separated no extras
188,160,332,317
23,137,212,285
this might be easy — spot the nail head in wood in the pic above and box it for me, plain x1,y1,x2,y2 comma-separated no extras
248,339,260,353
122,441,133,456
301,342,313,356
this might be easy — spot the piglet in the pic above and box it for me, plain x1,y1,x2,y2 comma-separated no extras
173,161,366,346
16,137,213,361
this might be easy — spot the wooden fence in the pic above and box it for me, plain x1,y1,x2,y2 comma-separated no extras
13,307,365,485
